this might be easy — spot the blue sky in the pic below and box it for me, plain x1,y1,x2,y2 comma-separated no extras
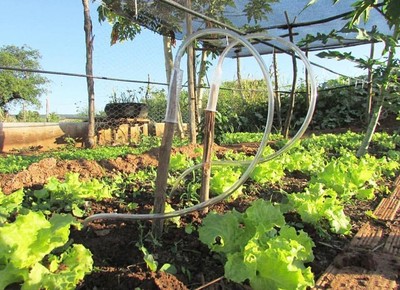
0,0,395,115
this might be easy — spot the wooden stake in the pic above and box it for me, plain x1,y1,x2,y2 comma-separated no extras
152,122,175,237
199,110,216,213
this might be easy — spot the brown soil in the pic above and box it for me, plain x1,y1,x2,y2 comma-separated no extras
1,143,399,290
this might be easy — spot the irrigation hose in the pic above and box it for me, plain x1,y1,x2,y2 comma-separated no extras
83,28,317,227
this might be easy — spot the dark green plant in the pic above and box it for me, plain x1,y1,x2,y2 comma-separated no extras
46,112,60,122
108,89,140,103
16,110,41,122
302,0,400,156
215,76,380,133
0,45,48,111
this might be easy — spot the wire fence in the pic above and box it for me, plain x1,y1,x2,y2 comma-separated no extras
0,1,178,146
0,1,377,149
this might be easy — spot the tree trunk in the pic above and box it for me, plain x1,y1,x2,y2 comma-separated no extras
356,90,383,157
186,0,197,144
163,36,174,84
82,0,95,148
366,42,375,124
273,50,282,131
357,24,398,157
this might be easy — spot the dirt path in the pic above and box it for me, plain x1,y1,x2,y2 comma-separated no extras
314,176,400,289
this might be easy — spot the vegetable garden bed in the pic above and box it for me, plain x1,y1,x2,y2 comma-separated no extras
0,132,399,290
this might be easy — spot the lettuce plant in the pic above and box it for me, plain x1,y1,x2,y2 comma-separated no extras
286,183,351,235
0,211,93,290
199,200,315,290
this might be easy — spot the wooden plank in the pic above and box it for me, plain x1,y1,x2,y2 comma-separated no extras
374,198,400,221
313,175,400,289
350,222,383,249
384,227,400,255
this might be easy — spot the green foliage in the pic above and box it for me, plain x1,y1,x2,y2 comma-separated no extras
0,108,16,121
243,0,279,23
301,131,363,154
0,136,166,175
0,210,93,290
215,75,385,133
0,154,41,174
210,166,243,199
49,141,155,161
215,79,269,134
286,183,351,235
311,79,369,130
46,112,60,122
311,150,393,200
0,188,24,224
169,153,193,171
24,244,93,290
220,132,284,144
16,110,41,122
0,45,48,110
143,88,190,123
97,2,141,45
28,173,113,217
138,244,158,272
250,147,286,184
284,145,326,175
108,89,140,103
143,88,167,122
199,200,315,290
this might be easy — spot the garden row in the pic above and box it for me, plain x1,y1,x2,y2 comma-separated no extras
0,131,399,289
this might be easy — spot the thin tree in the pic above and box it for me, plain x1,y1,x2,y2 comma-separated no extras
82,0,96,148
306,0,399,156
349,1,399,156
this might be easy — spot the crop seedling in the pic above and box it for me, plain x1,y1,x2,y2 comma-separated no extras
0,211,93,290
199,199,315,290
210,166,243,200
311,150,395,200
0,188,24,225
285,183,351,235
250,147,286,185
169,153,193,171
26,173,113,217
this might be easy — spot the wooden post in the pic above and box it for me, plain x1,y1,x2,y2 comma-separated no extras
152,66,182,237
199,110,215,213
186,0,197,144
152,122,175,237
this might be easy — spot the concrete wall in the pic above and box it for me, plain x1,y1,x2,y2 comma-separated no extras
0,121,188,152
0,122,149,152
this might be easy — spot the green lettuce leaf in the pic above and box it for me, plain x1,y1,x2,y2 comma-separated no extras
22,244,93,290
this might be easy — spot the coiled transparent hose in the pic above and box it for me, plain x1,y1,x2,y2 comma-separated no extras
83,28,317,226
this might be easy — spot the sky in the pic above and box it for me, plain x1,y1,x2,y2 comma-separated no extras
0,0,396,115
